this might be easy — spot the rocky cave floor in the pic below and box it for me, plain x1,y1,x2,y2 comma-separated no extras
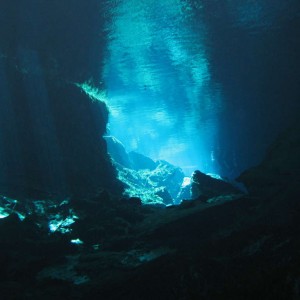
0,126,300,300
1,188,300,299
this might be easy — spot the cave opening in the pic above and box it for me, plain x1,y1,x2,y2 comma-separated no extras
94,0,224,205
102,0,220,179
93,0,300,205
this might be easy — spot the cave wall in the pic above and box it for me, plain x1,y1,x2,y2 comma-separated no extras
0,1,122,199
200,0,300,177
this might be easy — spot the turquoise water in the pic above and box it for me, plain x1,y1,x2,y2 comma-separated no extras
102,0,300,178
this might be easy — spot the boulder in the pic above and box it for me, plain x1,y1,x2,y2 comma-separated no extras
238,123,300,197
191,170,240,200
148,160,185,199
128,151,157,171
104,136,132,168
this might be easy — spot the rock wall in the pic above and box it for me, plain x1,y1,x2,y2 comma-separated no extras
238,123,300,198
0,1,122,199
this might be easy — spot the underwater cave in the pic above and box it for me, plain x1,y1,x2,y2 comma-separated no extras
0,0,300,299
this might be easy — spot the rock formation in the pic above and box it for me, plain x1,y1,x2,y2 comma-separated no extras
0,1,122,199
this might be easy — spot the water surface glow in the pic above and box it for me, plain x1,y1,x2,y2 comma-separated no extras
101,0,300,177
103,0,221,175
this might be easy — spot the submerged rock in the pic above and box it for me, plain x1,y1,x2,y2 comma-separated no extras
105,136,157,171
148,160,185,199
106,136,185,205
128,151,157,171
238,124,300,197
191,170,240,200
116,161,185,206
0,125,299,299
104,136,132,169
0,1,123,200
0,62,123,200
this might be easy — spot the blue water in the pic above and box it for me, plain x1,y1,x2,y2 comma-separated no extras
101,0,300,178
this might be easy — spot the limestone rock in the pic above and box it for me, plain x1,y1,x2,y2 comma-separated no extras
191,170,240,200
